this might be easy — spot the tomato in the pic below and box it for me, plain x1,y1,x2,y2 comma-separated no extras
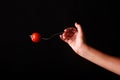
31,32,41,43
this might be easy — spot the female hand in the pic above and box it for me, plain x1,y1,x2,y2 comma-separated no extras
60,22,85,53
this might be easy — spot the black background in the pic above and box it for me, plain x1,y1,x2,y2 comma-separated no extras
1,0,120,79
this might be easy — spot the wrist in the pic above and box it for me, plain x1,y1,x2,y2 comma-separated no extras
75,43,89,56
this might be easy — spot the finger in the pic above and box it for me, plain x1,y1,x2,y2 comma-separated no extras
59,34,68,43
60,34,67,40
59,34,64,40
75,22,82,33
60,27,76,41
64,29,67,32
64,27,77,34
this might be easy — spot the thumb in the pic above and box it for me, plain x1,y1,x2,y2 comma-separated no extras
75,22,82,33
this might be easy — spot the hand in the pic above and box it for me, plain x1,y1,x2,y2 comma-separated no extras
60,22,120,75
60,22,85,53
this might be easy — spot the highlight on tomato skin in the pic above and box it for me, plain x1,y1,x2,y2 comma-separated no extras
30,32,41,43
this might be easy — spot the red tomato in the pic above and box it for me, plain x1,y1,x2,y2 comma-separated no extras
31,32,41,43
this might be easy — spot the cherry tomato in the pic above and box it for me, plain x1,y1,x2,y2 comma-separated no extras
31,32,41,43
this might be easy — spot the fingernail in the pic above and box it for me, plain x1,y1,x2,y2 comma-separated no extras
75,22,78,25
64,29,67,32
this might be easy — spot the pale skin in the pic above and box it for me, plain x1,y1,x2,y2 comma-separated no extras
60,22,120,75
